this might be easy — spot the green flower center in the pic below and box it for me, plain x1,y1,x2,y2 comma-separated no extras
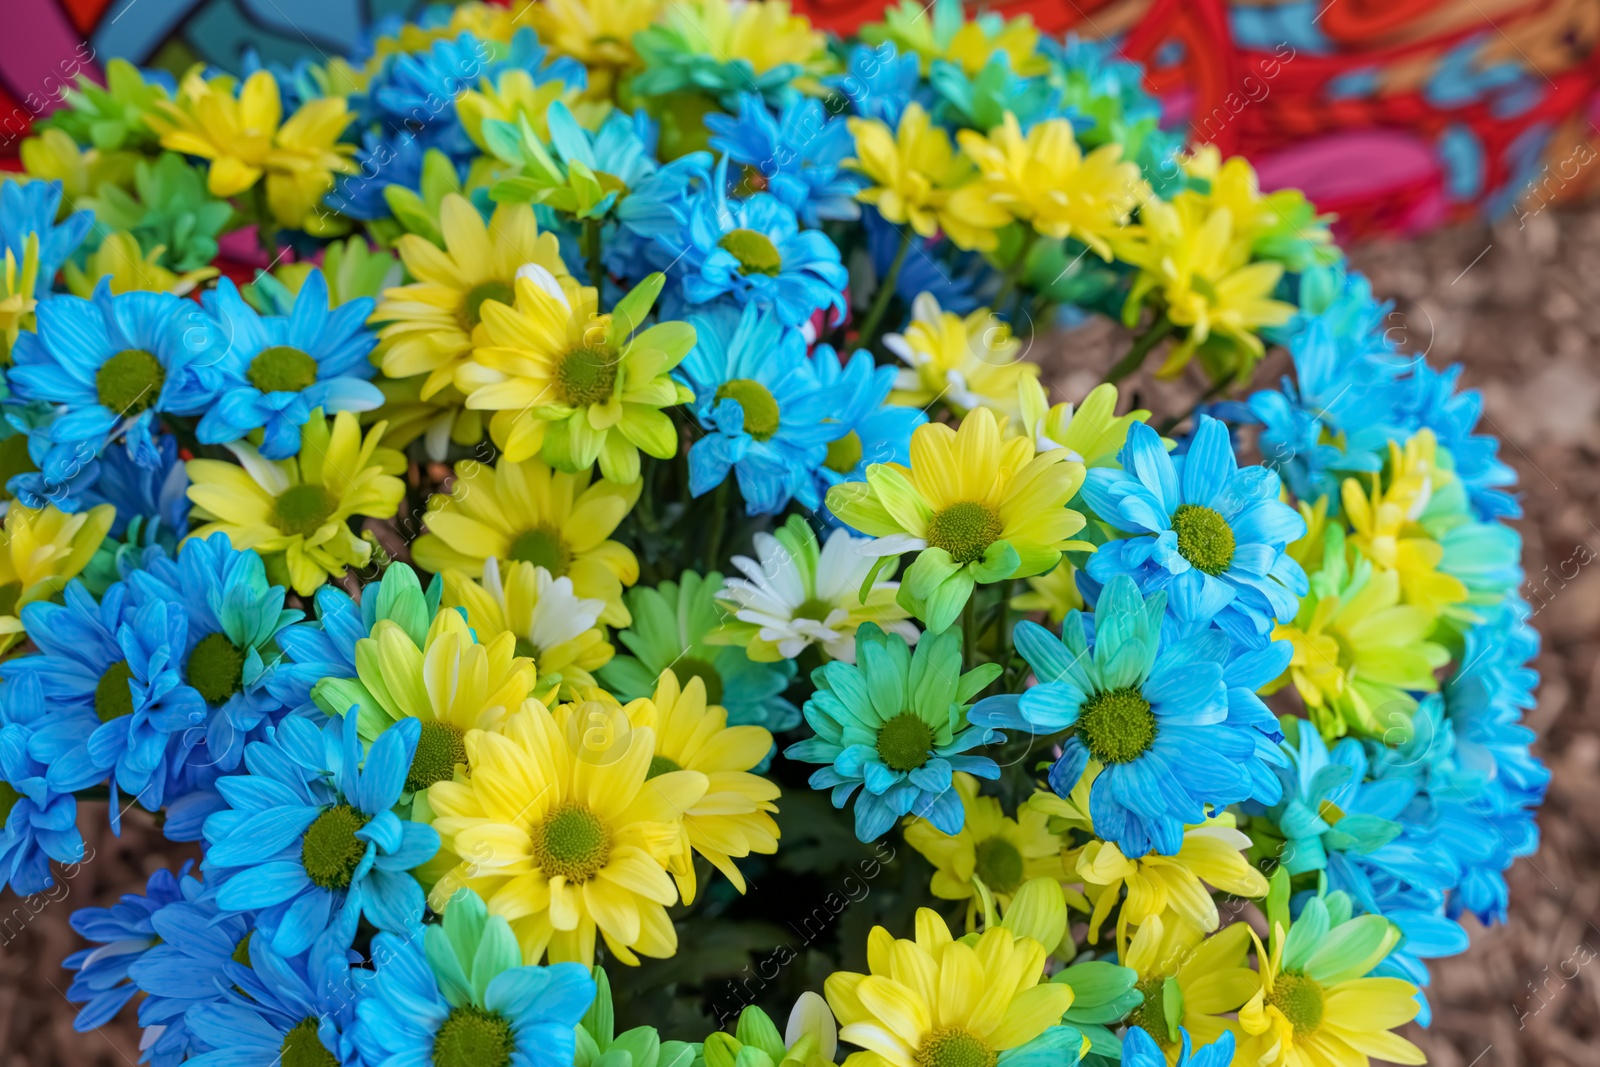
434,1004,516,1067
247,345,320,394
301,803,369,890
914,1028,996,1067
1267,973,1325,1035
1171,503,1235,576
187,632,245,706
1076,687,1157,765
793,597,834,623
275,484,338,538
646,755,682,779
232,931,253,967
532,802,611,883
673,656,724,705
824,430,863,474
554,346,619,407
462,278,516,329
713,378,781,442
407,720,467,793
280,1017,337,1067
926,502,1003,565
1128,976,1173,1041
96,348,165,416
973,836,1024,895
718,228,783,276
95,660,137,723
876,712,934,772
508,525,571,576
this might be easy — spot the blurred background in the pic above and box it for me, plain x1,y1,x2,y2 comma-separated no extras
2,1,1599,1064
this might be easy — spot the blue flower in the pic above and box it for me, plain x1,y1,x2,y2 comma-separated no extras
828,42,921,124
0,672,87,895
1122,1026,1234,1067
863,208,988,315
971,576,1273,857
1081,416,1308,647
196,272,383,458
8,279,221,475
354,889,595,1067
81,429,191,540
200,714,438,956
1394,360,1520,521
807,343,925,504
64,864,190,1038
328,128,432,220
929,53,1059,131
677,301,843,514
0,179,93,295
706,93,860,225
786,624,1002,842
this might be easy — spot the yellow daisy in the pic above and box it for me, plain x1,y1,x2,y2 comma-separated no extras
453,268,695,482
652,0,826,78
184,410,406,595
425,700,709,966
862,0,1046,77
1015,379,1152,468
457,70,579,149
410,454,640,627
441,557,614,700
885,292,1039,418
1008,561,1083,626
0,234,40,363
63,231,219,297
373,194,568,401
824,909,1076,1067
522,0,662,99
0,502,115,654
1122,916,1258,1058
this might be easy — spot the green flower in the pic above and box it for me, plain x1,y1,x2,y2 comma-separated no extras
39,59,168,152
703,1001,837,1067
81,152,233,272
577,968,697,1067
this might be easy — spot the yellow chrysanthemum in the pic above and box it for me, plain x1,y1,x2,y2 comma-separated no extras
0,502,114,654
0,233,40,362
454,269,695,482
902,773,1065,925
957,115,1146,260
624,669,779,901
147,69,356,231
649,0,825,78
1122,916,1258,1059
457,70,578,149
885,292,1039,418
411,454,639,627
19,129,137,206
846,105,1011,252
63,231,219,297
374,194,569,401
825,407,1090,632
1182,147,1336,268
441,557,613,700
426,700,708,965
523,0,662,98
1015,379,1151,467
185,410,406,595
862,0,1046,77
824,909,1076,1067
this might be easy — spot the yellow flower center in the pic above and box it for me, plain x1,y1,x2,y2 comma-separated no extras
434,1005,516,1067
673,656,725,704
915,1028,996,1067
793,597,834,623
973,836,1024,895
275,484,339,538
96,348,165,416
718,228,783,276
232,931,253,967
926,502,1003,564
1171,503,1235,576
532,802,611,883
876,712,934,772
187,632,245,706
714,378,781,441
406,720,467,793
1076,687,1157,764
461,278,516,330
301,803,369,890
94,660,137,723
1268,973,1325,1035
554,345,619,407
247,345,320,394
824,430,863,474
280,1017,337,1067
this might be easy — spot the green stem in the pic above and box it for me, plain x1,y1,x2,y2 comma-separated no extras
961,588,978,669
583,218,604,291
252,183,275,257
857,228,911,347
991,228,1038,316
1156,376,1232,434
1102,313,1174,385
704,478,730,572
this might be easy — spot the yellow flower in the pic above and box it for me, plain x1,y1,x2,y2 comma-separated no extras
147,69,356,230
1015,379,1151,467
623,669,780,902
374,194,569,401
63,231,219,297
1121,916,1258,1058
426,700,709,965
1183,148,1336,269
457,70,579,149
646,0,827,81
0,234,40,363
19,129,138,205
411,454,640,627
523,0,662,98
1009,561,1082,626
825,407,1090,632
902,773,1065,925
0,502,114,654
441,557,614,700
454,268,695,482
185,410,406,595
862,0,1046,77
884,292,1039,418
957,115,1146,259
824,909,1075,1067
846,105,1010,252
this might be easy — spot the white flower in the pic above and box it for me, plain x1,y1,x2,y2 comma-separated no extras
481,556,605,657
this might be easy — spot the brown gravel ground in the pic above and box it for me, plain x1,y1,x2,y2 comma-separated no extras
2,207,1595,1064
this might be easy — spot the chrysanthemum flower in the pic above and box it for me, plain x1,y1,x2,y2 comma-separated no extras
0,233,40,360
625,669,780,901
862,0,1047,77
1121,916,1257,1056
425,701,709,965
0,673,87,895
62,230,220,298
442,557,613,700
1015,379,1150,468
826,407,1089,633
373,195,568,400
0,501,113,653
1123,1024,1235,1067
884,292,1040,419
523,0,661,99
411,454,640,627
457,67,580,148
1183,148,1337,271
632,0,827,103
455,268,695,482
786,624,1001,842
824,909,1081,1067
716,515,917,664
806,344,926,504
185,409,407,595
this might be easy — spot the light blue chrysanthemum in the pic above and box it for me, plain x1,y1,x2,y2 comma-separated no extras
806,342,925,512
0,179,93,295
0,672,87,895
1122,1026,1234,1067
787,624,1001,842
64,864,192,1046
200,713,437,956
828,42,921,125
706,93,860,225
1394,360,1521,521
929,52,1058,131
1081,416,1307,647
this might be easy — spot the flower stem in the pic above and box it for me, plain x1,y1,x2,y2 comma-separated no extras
857,228,911,348
583,218,604,291
991,228,1038,317
252,182,275,257
704,478,730,572
961,588,979,668
1103,313,1174,385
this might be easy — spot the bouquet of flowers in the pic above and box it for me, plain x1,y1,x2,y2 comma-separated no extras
0,2,1542,1066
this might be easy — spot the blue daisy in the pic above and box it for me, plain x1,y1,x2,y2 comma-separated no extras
828,42,921,125
0,179,93,295
3,401,103,511
64,864,191,1038
329,127,433,220
786,624,1002,843
807,343,925,508
706,93,860,225
1080,416,1308,647
971,576,1271,857
1122,1026,1234,1067
7,279,221,474
676,301,841,514
0,672,87,895
1394,360,1521,521
82,429,191,541
200,713,438,956
196,271,384,458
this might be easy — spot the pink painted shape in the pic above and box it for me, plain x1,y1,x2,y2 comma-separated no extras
2,0,103,117
1253,130,1439,201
